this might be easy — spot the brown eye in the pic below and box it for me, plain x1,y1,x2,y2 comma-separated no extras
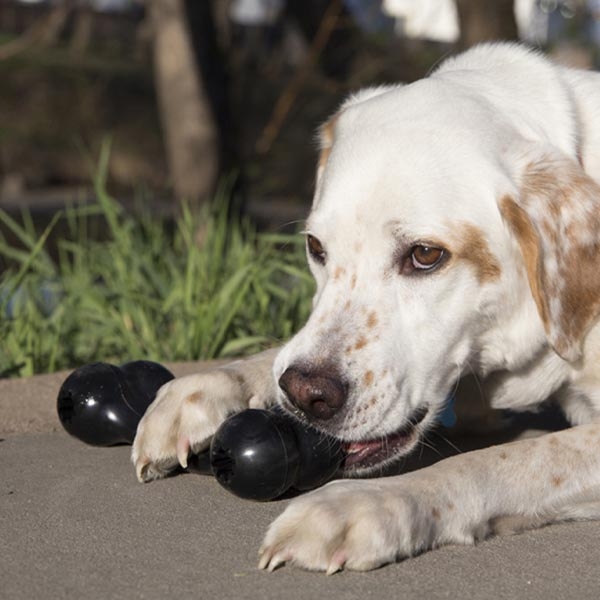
411,245,444,270
307,234,326,265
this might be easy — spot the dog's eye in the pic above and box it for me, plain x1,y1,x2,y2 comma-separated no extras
411,245,444,270
307,234,326,265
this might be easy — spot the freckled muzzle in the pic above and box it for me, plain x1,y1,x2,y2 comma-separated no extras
278,361,431,473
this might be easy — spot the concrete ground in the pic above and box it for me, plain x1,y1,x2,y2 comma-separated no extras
2,363,600,599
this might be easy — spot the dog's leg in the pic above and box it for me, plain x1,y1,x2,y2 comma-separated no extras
259,423,600,573
132,348,280,482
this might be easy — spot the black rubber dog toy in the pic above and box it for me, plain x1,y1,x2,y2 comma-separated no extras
57,361,343,500
57,361,174,446
190,406,343,501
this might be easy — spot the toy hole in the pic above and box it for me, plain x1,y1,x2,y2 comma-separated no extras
211,445,235,484
57,391,75,424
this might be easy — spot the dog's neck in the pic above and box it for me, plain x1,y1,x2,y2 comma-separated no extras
477,294,547,375
473,277,572,411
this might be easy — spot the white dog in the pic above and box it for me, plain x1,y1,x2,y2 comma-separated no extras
132,43,600,573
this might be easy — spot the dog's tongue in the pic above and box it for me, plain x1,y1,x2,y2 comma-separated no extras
342,439,385,468
344,439,383,453
340,407,430,470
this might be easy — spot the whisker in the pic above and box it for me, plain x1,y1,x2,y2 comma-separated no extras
417,437,426,460
275,220,307,232
431,429,463,456
418,436,444,458
449,364,462,399
463,359,486,407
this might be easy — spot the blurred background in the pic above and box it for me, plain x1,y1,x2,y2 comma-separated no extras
1,0,599,377
1,0,600,224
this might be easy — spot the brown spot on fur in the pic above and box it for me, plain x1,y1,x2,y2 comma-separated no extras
454,222,502,283
350,273,357,289
186,392,203,404
317,113,340,176
333,265,346,279
499,451,508,460
318,146,332,174
368,396,377,407
431,508,441,520
551,475,564,487
366,311,378,328
447,502,455,511
501,155,600,360
363,370,374,386
500,195,549,328
354,336,368,350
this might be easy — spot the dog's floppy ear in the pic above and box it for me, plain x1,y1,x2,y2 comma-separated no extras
500,149,600,362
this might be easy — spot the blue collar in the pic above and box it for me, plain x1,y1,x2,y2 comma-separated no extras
438,396,457,428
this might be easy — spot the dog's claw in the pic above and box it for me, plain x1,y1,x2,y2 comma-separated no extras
258,555,269,570
258,549,272,571
176,437,190,469
134,454,178,483
135,456,150,483
326,552,346,575
258,547,291,572
268,553,287,572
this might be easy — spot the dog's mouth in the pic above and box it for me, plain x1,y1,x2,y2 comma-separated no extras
340,406,428,473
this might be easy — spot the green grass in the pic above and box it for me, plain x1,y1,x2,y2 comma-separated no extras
0,152,314,378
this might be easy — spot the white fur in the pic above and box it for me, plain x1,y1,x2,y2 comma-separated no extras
133,43,600,573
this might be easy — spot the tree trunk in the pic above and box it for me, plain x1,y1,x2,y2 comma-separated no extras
455,0,518,49
38,2,71,46
70,8,94,56
149,0,219,206
183,0,235,173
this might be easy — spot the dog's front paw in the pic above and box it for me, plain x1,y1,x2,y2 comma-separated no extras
258,479,438,574
131,371,248,482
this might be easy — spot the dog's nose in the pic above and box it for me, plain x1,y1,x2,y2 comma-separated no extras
278,365,347,420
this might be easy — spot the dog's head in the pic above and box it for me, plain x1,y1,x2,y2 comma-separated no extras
274,79,600,475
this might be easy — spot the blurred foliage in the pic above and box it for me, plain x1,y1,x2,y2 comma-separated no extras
0,144,314,378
